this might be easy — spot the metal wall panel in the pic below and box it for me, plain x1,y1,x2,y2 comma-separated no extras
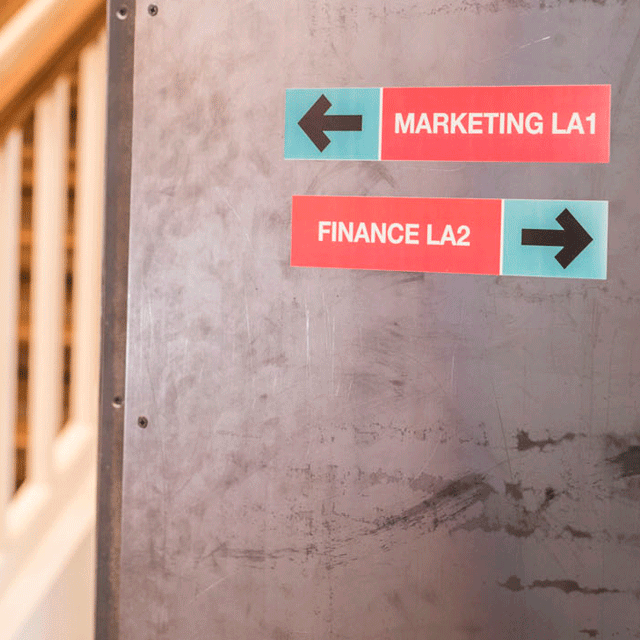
119,1,640,638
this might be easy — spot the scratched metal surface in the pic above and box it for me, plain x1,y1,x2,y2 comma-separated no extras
120,1,640,638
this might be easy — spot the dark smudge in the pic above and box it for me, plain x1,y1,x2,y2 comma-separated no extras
564,525,592,539
373,473,494,533
456,483,558,539
530,579,620,595
516,430,576,452
457,623,482,637
505,482,524,501
499,575,621,595
211,542,317,564
608,446,640,478
499,576,525,592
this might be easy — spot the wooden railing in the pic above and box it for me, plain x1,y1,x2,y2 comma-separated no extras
0,1,106,636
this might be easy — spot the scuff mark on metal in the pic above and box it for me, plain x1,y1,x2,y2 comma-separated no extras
188,575,230,605
478,34,551,63
616,22,640,113
373,471,567,540
454,482,558,538
564,525,592,539
608,445,640,477
516,430,576,451
617,533,640,545
579,630,600,638
499,575,621,595
211,542,319,563
365,0,631,23
505,482,524,501
372,473,494,533
457,622,483,637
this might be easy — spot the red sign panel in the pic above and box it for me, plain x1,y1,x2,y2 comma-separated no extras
381,85,610,163
291,195,502,275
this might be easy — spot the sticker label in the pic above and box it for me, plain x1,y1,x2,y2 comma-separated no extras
502,199,608,279
291,196,608,279
284,88,381,160
285,85,610,163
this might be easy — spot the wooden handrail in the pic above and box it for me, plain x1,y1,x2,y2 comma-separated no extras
0,0,103,116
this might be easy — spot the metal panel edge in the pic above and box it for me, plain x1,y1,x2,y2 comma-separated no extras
95,2,135,639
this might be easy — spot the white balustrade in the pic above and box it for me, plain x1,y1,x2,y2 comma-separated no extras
0,24,107,640
29,75,70,487
0,130,23,546
70,32,107,435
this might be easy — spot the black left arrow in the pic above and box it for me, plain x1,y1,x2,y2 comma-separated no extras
298,94,363,152
521,208,593,269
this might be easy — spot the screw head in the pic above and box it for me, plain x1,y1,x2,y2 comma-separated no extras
112,396,124,409
116,5,128,19
148,4,158,16
137,416,148,429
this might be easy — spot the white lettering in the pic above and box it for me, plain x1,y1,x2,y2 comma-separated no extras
371,222,386,243
395,112,554,136
525,112,543,135
507,112,524,134
484,113,499,134
468,113,483,134
388,223,404,244
395,112,415,134
441,224,456,245
450,113,467,134
426,224,471,246
354,222,370,243
585,112,596,135
433,113,449,134
415,112,432,134
319,221,332,241
426,224,440,245
406,223,420,245
552,112,568,134
457,225,470,246
317,222,424,245
338,221,353,242
566,112,585,134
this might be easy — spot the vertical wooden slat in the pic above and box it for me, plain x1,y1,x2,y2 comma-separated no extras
28,76,70,485
0,129,23,538
70,33,107,429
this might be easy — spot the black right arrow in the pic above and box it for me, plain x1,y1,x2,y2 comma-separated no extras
298,94,363,152
521,208,593,269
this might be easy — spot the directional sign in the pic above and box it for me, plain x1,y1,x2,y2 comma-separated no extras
285,86,611,162
502,199,607,278
521,208,593,269
284,88,380,160
291,196,608,279
298,95,363,152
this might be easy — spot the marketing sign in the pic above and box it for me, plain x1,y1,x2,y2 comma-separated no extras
285,85,611,163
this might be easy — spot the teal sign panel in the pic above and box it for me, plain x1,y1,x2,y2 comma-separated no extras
502,199,608,280
284,88,381,160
